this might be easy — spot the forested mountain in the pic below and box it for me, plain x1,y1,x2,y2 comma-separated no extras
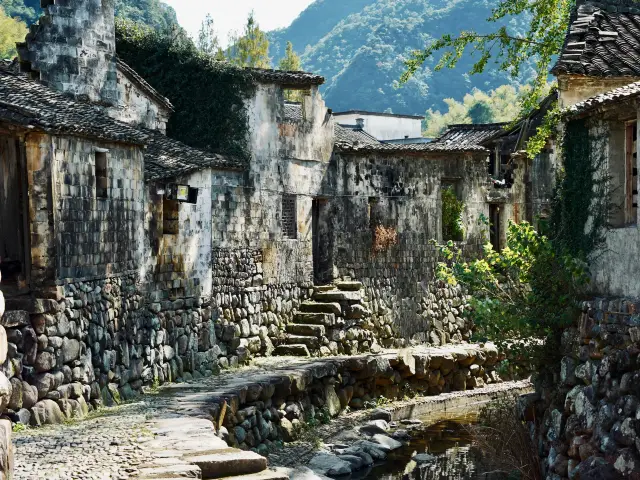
269,0,533,115
1,0,178,29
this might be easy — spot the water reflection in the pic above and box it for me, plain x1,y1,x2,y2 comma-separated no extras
358,419,506,480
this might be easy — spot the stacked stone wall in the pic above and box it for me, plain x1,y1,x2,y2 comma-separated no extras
533,297,640,478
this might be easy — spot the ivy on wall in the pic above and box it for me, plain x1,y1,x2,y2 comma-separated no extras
549,118,609,259
115,19,256,160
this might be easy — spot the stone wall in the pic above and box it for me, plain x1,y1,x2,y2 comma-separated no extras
0,278,14,479
532,297,640,478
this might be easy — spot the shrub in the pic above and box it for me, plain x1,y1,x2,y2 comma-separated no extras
372,225,398,255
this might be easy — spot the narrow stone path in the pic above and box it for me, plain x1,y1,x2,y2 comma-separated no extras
12,348,529,479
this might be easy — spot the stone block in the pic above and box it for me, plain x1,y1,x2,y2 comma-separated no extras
185,450,267,478
0,311,29,329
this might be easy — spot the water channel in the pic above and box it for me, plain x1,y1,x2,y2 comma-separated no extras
347,416,506,480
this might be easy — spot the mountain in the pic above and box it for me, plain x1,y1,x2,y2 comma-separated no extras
268,0,533,116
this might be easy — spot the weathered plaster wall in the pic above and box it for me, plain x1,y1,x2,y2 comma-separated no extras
558,75,640,108
107,66,171,133
17,0,118,105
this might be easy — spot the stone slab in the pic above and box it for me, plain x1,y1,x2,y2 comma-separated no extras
300,302,341,315
286,324,326,337
216,469,289,480
0,310,30,328
313,291,362,303
185,450,267,479
273,345,310,357
294,313,336,327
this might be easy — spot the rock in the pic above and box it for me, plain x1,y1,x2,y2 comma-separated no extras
185,451,268,478
413,453,437,464
370,434,403,452
34,351,55,373
8,377,22,410
370,408,392,422
0,373,11,412
16,408,30,425
22,382,38,409
308,453,352,476
280,417,296,442
0,326,7,365
354,440,387,460
359,420,389,436
337,454,364,471
324,385,341,417
30,399,65,426
575,456,620,480
61,338,81,364
0,310,29,328
614,448,640,476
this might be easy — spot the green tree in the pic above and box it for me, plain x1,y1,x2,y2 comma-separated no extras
402,0,572,155
227,12,270,69
468,101,493,124
197,13,226,60
278,41,301,71
0,7,27,60
0,0,36,24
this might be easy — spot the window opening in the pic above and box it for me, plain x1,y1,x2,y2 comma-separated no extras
626,121,638,225
282,194,298,239
95,152,108,198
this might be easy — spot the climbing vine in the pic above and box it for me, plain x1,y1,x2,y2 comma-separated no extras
549,118,610,259
115,19,256,160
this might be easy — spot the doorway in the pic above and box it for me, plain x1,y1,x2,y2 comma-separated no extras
312,198,333,285
0,134,30,293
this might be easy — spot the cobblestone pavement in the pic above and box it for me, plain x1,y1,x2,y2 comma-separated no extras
13,402,157,480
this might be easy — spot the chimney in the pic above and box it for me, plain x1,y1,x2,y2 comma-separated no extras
356,118,365,129
17,0,118,105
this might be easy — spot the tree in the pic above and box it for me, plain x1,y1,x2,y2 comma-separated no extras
227,12,270,69
278,41,301,71
196,13,226,60
402,0,571,155
0,7,27,60
423,84,527,137
0,0,37,24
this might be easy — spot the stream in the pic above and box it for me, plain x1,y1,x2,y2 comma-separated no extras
350,417,506,480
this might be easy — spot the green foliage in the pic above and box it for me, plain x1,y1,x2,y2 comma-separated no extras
549,118,609,258
227,12,270,69
196,14,222,58
114,0,178,31
268,0,533,115
115,19,255,160
278,41,302,71
0,0,36,24
435,222,589,368
423,84,532,138
442,187,464,242
0,6,27,59
402,0,572,150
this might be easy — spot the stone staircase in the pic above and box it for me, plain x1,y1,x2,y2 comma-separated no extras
274,281,378,357
138,417,289,479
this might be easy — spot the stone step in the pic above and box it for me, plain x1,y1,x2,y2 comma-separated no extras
284,335,320,349
294,312,337,327
313,285,335,294
273,344,310,357
336,281,363,291
216,469,290,480
138,463,202,478
300,302,341,315
286,323,326,337
185,450,267,479
313,290,362,303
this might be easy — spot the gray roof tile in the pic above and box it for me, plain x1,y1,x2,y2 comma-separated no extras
435,123,507,148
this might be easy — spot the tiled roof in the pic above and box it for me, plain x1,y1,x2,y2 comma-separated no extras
143,129,244,181
283,102,302,122
334,141,487,154
0,67,146,144
247,68,324,86
552,0,640,77
334,124,381,146
566,79,640,115
435,123,507,147
116,58,174,112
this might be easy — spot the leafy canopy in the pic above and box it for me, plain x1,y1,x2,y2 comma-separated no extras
0,6,27,60
115,19,256,160
402,0,574,154
227,12,270,69
423,84,528,138
278,41,301,72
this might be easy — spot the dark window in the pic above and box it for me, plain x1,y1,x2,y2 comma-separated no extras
282,194,297,239
626,122,638,225
163,198,179,235
95,152,108,198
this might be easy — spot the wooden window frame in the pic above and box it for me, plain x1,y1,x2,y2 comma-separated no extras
282,194,298,239
95,151,108,198
626,121,638,226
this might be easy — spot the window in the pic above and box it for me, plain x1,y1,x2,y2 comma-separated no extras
282,194,297,239
95,151,108,198
163,198,179,235
626,121,638,225
442,184,464,242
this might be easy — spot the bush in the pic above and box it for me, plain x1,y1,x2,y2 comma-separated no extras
434,221,589,369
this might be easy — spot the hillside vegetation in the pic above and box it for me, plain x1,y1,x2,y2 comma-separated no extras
269,0,532,115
